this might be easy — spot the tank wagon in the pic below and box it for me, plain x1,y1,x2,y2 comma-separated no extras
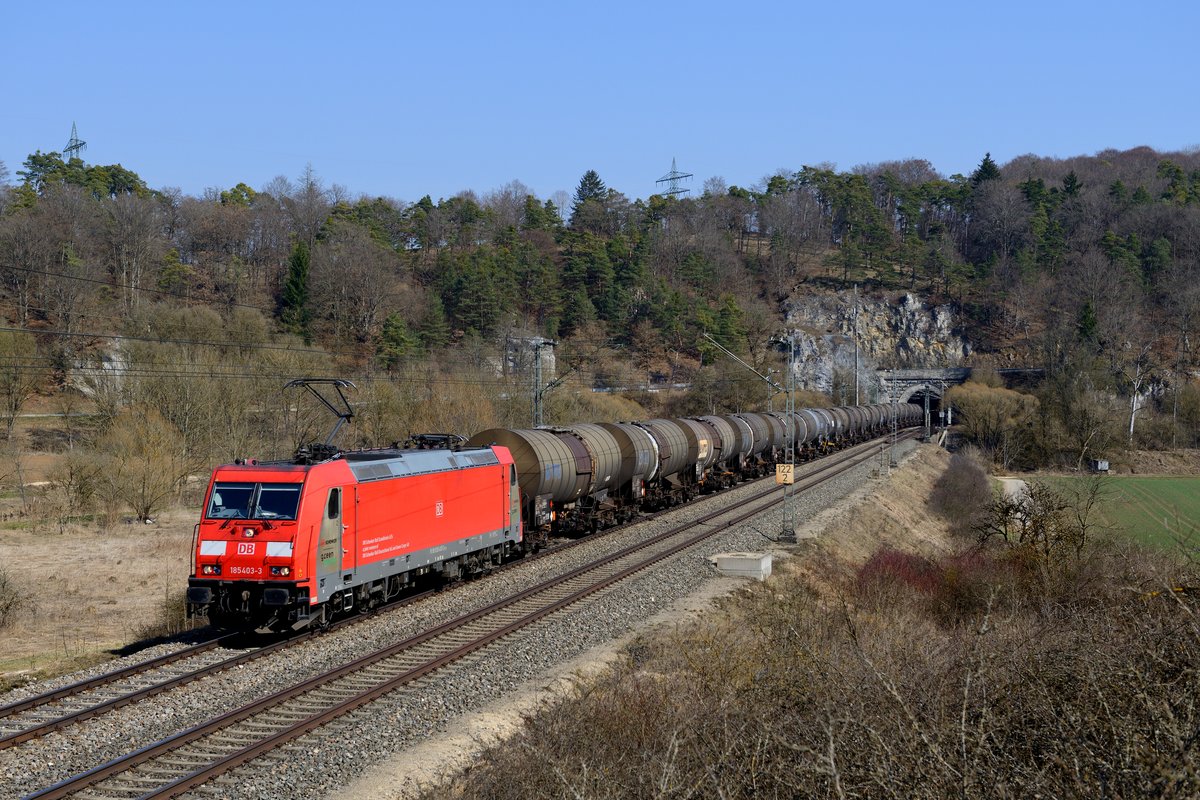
187,379,923,632
466,403,923,537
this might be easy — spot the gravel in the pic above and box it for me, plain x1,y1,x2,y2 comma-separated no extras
0,439,917,800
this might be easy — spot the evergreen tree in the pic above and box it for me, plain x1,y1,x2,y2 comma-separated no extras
219,182,257,206
1157,160,1189,204
521,195,561,231
572,170,607,208
280,242,312,343
570,170,607,227
560,287,597,338
158,248,193,294
1061,171,1081,198
970,152,1001,187
376,313,417,372
416,295,452,350
18,150,149,198
1077,301,1098,342
714,295,747,352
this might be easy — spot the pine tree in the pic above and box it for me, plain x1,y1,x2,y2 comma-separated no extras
570,170,607,228
416,296,452,350
376,313,417,372
572,170,606,208
1061,171,1081,198
971,152,1001,187
280,242,311,344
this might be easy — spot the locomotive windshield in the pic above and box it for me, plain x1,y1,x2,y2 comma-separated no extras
207,482,302,520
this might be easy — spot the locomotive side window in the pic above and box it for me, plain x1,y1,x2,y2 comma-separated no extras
206,482,302,520
510,465,516,485
326,487,341,520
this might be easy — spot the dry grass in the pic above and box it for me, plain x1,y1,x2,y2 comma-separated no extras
427,447,1200,800
0,507,195,687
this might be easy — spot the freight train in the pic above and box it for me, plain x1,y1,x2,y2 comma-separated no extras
186,381,922,632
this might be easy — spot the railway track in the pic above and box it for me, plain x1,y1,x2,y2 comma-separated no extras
0,431,902,752
25,431,912,800
0,464,734,750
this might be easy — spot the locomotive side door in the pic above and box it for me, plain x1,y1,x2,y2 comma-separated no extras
317,487,343,598
341,486,357,576
509,464,521,539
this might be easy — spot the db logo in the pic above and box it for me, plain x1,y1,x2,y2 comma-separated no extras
435,501,444,518
237,542,256,555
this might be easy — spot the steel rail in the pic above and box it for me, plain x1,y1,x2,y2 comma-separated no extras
0,427,889,749
0,585,438,751
26,429,915,800
0,637,231,721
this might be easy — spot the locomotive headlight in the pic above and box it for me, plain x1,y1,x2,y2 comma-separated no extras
270,566,291,576
201,564,221,576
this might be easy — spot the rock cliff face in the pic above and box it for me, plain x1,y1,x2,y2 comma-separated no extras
783,290,971,398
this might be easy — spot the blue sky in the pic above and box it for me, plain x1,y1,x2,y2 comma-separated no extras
3,1,1196,204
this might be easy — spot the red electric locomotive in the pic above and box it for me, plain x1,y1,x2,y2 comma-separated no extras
186,382,522,632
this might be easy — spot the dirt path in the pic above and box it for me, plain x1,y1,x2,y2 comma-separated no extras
997,477,1028,502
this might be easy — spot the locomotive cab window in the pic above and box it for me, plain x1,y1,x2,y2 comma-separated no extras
207,482,302,521
326,487,341,520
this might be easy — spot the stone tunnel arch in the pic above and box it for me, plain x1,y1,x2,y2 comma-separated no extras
900,382,945,407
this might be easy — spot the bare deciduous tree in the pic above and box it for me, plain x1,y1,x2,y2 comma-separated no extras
287,164,331,248
0,330,44,440
94,405,188,522
310,224,401,343
975,478,1103,557
0,209,56,325
482,180,532,236
103,193,162,313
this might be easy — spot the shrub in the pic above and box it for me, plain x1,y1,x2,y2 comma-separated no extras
975,478,1104,559
928,449,991,536
856,547,942,595
0,565,26,630
430,542,1200,800
136,590,190,641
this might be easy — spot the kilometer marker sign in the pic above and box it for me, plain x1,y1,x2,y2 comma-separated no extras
775,464,794,485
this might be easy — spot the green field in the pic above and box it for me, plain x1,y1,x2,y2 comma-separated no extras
1043,476,1200,552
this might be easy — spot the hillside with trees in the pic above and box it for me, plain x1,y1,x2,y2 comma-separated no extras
0,145,1198,523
